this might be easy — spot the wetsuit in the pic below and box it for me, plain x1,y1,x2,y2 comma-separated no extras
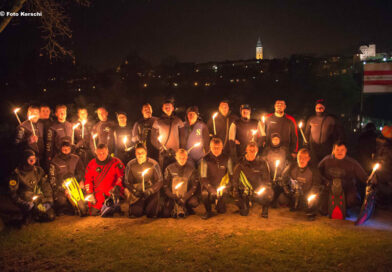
124,158,163,218
233,156,273,216
162,162,199,217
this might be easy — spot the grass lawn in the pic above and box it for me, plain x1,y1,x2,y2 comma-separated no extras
1,205,391,272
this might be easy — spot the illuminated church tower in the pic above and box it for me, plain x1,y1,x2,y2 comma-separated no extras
256,37,263,60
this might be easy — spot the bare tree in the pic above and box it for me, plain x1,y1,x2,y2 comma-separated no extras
0,0,90,60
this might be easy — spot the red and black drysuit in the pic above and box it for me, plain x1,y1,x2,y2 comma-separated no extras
162,161,199,218
123,158,163,218
84,156,125,213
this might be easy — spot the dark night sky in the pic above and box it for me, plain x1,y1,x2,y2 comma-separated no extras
1,0,392,70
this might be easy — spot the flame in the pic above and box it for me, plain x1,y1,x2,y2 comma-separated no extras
85,195,93,202
158,135,163,143
299,122,303,128
123,136,128,144
251,129,258,136
308,194,317,202
32,195,39,201
212,112,218,119
256,187,265,195
261,115,265,123
373,163,380,171
81,119,87,125
73,123,80,130
175,182,184,190
275,160,280,167
14,108,20,114
217,185,226,194
28,115,37,121
193,142,201,148
142,168,150,177
93,133,98,139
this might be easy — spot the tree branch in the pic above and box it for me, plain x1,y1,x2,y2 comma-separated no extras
0,0,27,33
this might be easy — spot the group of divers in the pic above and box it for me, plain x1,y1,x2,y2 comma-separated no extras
4,97,392,226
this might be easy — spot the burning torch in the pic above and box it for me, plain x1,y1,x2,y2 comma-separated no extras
307,194,317,204
92,133,98,150
273,160,280,182
187,142,201,153
307,194,317,209
175,182,184,198
251,129,258,142
212,112,218,135
63,179,72,198
298,122,308,144
158,135,167,151
216,185,226,205
217,185,225,197
141,168,150,192
123,136,128,150
81,119,87,139
72,123,80,145
14,108,21,125
174,181,185,217
28,115,37,136
259,115,266,136
84,194,94,202
367,163,380,183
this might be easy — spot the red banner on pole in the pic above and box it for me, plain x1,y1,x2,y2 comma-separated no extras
363,63,392,93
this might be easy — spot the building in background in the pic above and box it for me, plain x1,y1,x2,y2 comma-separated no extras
359,44,376,61
256,37,263,60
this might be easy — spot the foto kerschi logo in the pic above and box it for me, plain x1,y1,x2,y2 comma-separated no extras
0,11,42,17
